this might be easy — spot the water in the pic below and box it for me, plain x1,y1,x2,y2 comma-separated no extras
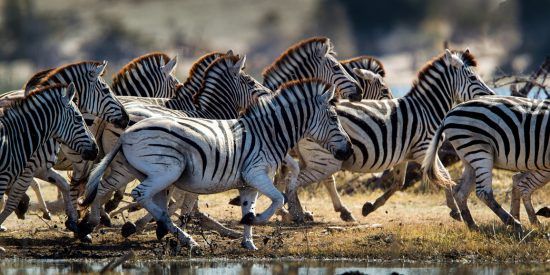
0,259,546,275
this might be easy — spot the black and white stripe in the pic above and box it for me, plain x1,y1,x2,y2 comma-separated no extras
341,56,393,100
0,61,127,231
0,84,97,233
423,96,550,230
284,49,496,222
80,79,352,251
111,52,180,98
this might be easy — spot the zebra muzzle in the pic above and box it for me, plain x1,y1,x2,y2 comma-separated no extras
81,144,98,161
334,142,353,161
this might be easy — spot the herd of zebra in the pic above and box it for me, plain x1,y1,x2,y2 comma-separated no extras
0,37,548,252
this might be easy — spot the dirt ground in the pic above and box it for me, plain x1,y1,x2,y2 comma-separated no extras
0,169,549,263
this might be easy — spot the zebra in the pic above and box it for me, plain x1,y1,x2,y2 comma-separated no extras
0,83,97,237
262,37,362,101
0,61,128,233
422,96,550,232
75,53,272,240
111,52,179,98
340,55,393,100
283,49,496,223
80,79,352,251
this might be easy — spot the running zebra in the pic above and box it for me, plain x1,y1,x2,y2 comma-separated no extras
262,37,362,101
111,52,179,98
80,79,352,251
284,49,495,223
0,61,128,233
423,96,550,231
76,53,272,240
0,84,97,232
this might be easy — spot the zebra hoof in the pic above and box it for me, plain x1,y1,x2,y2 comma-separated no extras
536,206,550,218
128,204,142,213
155,221,169,241
362,202,375,217
241,239,258,250
240,213,255,225
77,217,94,237
65,220,79,233
121,222,137,238
43,212,52,221
104,200,118,213
79,234,93,243
100,214,112,227
283,194,288,205
0,225,6,232
303,211,314,222
449,210,462,221
229,196,241,206
15,194,31,220
339,209,356,222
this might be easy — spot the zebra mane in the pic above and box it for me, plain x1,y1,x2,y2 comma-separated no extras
241,78,332,117
0,84,67,114
23,67,56,90
411,49,478,94
192,54,242,105
112,52,171,88
25,62,103,91
262,37,335,79
179,51,224,100
341,56,386,77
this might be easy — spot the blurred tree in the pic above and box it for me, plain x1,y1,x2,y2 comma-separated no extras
0,0,60,65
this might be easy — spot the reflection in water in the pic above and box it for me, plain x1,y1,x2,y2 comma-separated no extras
0,259,544,275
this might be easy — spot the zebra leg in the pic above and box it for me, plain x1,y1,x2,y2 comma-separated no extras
36,168,79,231
30,180,52,220
516,170,550,226
362,162,408,217
510,172,525,221
238,187,259,250
454,163,478,230
322,175,356,222
131,178,198,249
0,170,34,228
472,158,523,233
244,173,285,225
125,186,179,237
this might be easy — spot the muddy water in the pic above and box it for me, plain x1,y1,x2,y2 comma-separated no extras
0,259,546,275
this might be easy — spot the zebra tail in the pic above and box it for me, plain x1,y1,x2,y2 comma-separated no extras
421,124,455,189
80,139,122,207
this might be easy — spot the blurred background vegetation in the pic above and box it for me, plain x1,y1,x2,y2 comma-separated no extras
0,0,548,96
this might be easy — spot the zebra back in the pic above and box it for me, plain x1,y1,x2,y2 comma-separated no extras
262,37,362,101
112,52,180,98
340,56,393,100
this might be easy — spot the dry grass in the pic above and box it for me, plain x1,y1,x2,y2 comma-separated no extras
0,169,549,262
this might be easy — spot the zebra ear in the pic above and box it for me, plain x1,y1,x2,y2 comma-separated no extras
93,61,107,79
316,43,329,58
444,49,463,68
353,68,376,82
232,55,246,76
161,55,178,77
320,85,336,103
226,49,234,56
62,83,76,105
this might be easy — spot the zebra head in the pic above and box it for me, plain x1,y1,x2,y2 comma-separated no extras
444,49,495,103
193,54,271,117
353,68,393,100
51,83,98,161
312,39,363,101
341,56,393,100
34,61,129,128
304,80,353,161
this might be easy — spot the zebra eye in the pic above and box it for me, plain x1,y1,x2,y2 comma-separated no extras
468,75,477,81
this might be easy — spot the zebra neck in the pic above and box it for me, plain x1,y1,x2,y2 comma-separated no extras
1,104,56,163
242,106,308,160
405,75,455,132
